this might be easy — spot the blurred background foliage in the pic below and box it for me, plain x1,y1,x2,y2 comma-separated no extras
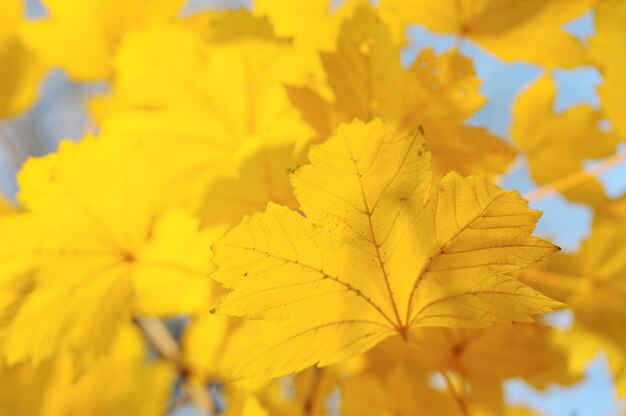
1,0,625,415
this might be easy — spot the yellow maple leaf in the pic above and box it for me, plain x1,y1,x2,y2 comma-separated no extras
183,314,269,389
511,75,619,205
342,360,544,416
287,6,515,177
590,0,626,139
0,135,217,365
204,9,275,43
357,322,574,415
182,315,283,413
98,110,237,211
199,139,307,227
554,325,626,398
379,0,592,68
211,119,561,379
0,0,44,118
252,0,385,51
20,0,185,80
96,22,314,210
342,365,459,416
110,23,311,147
0,324,174,416
408,324,575,389
252,0,362,91
253,0,335,46
56,325,174,416
0,360,58,415
519,203,626,349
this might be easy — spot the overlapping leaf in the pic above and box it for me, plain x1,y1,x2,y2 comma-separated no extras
379,0,591,68
20,0,185,80
342,366,458,415
590,0,626,138
511,75,619,205
287,6,515,177
0,135,217,365
519,199,626,349
0,0,44,118
200,139,308,227
555,325,626,398
96,21,314,211
356,322,574,414
0,325,174,415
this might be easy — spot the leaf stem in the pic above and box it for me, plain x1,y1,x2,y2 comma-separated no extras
134,316,214,414
523,148,626,203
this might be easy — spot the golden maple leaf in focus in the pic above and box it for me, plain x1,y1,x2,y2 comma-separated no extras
211,119,561,379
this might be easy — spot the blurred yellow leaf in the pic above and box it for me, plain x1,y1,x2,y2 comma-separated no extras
253,0,361,73
555,325,626,398
0,0,43,118
97,23,314,210
110,23,311,147
253,0,334,44
360,323,574,415
253,0,363,94
410,324,576,389
199,139,307,227
342,366,458,416
519,205,626,349
590,0,626,138
0,325,174,416
287,6,515,177
511,75,619,205
237,396,270,416
20,0,185,80
0,135,216,365
379,0,592,68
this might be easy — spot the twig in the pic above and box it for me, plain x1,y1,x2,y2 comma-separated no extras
134,316,214,414
407,340,471,416
303,367,324,416
441,371,470,416
523,149,626,203
0,126,26,169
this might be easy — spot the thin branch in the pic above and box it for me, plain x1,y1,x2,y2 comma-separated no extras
407,339,471,416
441,371,470,416
523,149,626,203
0,126,26,168
303,367,324,416
134,316,214,414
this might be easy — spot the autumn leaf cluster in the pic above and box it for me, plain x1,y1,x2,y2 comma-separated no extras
0,0,625,415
